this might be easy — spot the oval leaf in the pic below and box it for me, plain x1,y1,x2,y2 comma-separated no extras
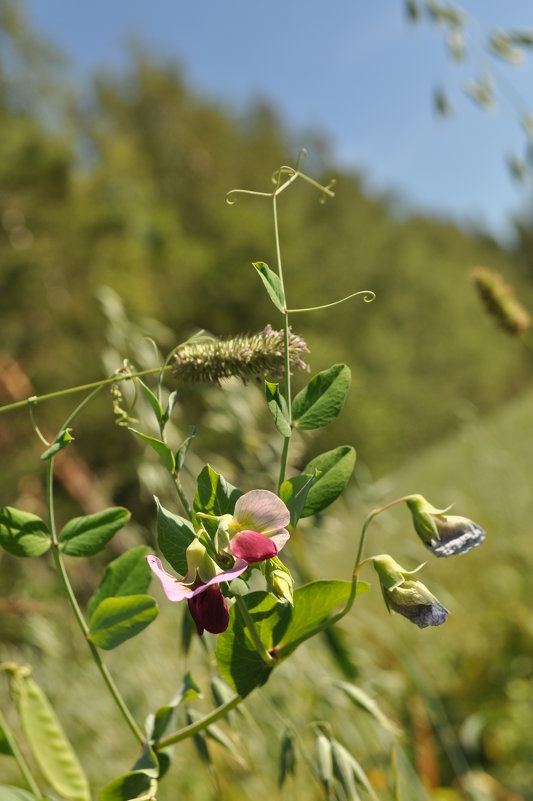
155,498,196,576
59,507,131,557
87,545,153,620
301,446,356,517
88,595,158,650
0,507,51,558
12,673,90,801
292,364,351,430
265,381,291,437
252,261,286,313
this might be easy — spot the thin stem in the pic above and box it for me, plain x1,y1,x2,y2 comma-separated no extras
287,290,376,314
172,474,193,519
0,708,43,800
0,366,172,416
235,596,275,666
46,459,145,745
155,694,242,750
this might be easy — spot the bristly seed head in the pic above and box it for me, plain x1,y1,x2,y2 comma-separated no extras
471,267,532,335
172,326,310,384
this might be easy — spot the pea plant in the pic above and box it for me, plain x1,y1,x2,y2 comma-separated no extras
0,152,485,801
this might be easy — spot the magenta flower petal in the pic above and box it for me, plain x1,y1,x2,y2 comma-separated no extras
233,490,290,535
229,530,278,562
190,559,249,595
146,555,194,601
188,586,229,635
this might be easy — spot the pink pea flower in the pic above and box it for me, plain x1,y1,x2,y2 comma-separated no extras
147,489,290,634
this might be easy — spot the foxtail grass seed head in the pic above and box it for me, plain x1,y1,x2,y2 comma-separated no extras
172,326,309,384
471,267,532,335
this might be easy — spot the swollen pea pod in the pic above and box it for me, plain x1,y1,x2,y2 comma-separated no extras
10,667,91,801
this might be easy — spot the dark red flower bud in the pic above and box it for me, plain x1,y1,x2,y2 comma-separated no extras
187,585,229,635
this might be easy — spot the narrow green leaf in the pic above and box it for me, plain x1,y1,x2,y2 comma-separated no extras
333,681,403,736
58,507,131,557
301,446,356,516
0,507,51,558
265,381,291,437
278,729,297,787
88,595,158,650
11,672,90,801
175,425,196,472
40,428,74,461
98,772,157,801
192,465,242,536
0,720,13,755
129,428,176,474
186,709,246,767
280,472,316,529
148,672,202,743
292,364,351,430
252,261,286,313
138,381,164,427
155,497,196,576
87,545,152,620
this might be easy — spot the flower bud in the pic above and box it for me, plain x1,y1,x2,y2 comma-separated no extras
405,495,485,557
265,557,294,605
372,555,449,628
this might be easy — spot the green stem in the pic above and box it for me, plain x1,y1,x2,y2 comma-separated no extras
235,596,275,666
172,473,193,520
155,694,242,750
46,458,145,745
0,709,43,800
0,366,172,416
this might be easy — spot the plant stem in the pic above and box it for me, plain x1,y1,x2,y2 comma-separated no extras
0,709,43,800
46,458,145,745
0,366,172,416
155,694,242,750
235,596,275,666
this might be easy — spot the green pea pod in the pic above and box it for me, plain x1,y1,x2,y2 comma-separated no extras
12,671,90,801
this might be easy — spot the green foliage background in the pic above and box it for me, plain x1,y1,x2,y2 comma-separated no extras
1,3,533,800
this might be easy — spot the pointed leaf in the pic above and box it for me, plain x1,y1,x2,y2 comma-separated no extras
129,428,175,474
292,364,351,430
11,672,90,801
59,507,131,557
0,507,51,557
0,719,13,755
88,595,158,650
280,472,316,529
148,672,202,743
192,465,242,536
40,428,74,461
265,381,291,437
87,545,153,619
278,729,297,787
252,261,286,313
131,744,159,778
98,772,157,801
175,425,196,472
333,681,402,736
155,497,196,576
138,381,164,427
331,740,361,801
301,446,356,516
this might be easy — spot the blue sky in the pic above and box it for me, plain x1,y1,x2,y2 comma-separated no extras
24,1,533,241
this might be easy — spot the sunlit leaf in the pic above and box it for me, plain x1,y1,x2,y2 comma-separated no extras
58,507,131,557
88,595,158,649
155,497,196,576
129,428,175,474
87,545,153,619
252,261,286,313
265,381,291,437
301,446,356,516
40,427,74,461
0,507,51,558
292,364,351,430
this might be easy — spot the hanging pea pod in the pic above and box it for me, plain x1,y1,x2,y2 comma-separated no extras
10,667,90,801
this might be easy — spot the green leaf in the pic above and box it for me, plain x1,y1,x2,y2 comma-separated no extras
58,507,131,557
276,580,354,657
40,427,74,461
11,672,90,801
333,681,402,736
98,772,157,801
280,473,316,529
88,595,158,650
0,719,13,755
301,446,356,516
131,744,159,778
175,425,196,472
138,380,164,427
252,261,286,313
216,592,281,697
292,364,351,430
155,497,196,576
87,545,153,620
192,465,242,536
0,788,38,801
129,428,176,474
265,381,291,437
148,672,202,743
0,507,51,557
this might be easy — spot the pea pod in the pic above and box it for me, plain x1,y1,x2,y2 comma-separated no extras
11,669,90,801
